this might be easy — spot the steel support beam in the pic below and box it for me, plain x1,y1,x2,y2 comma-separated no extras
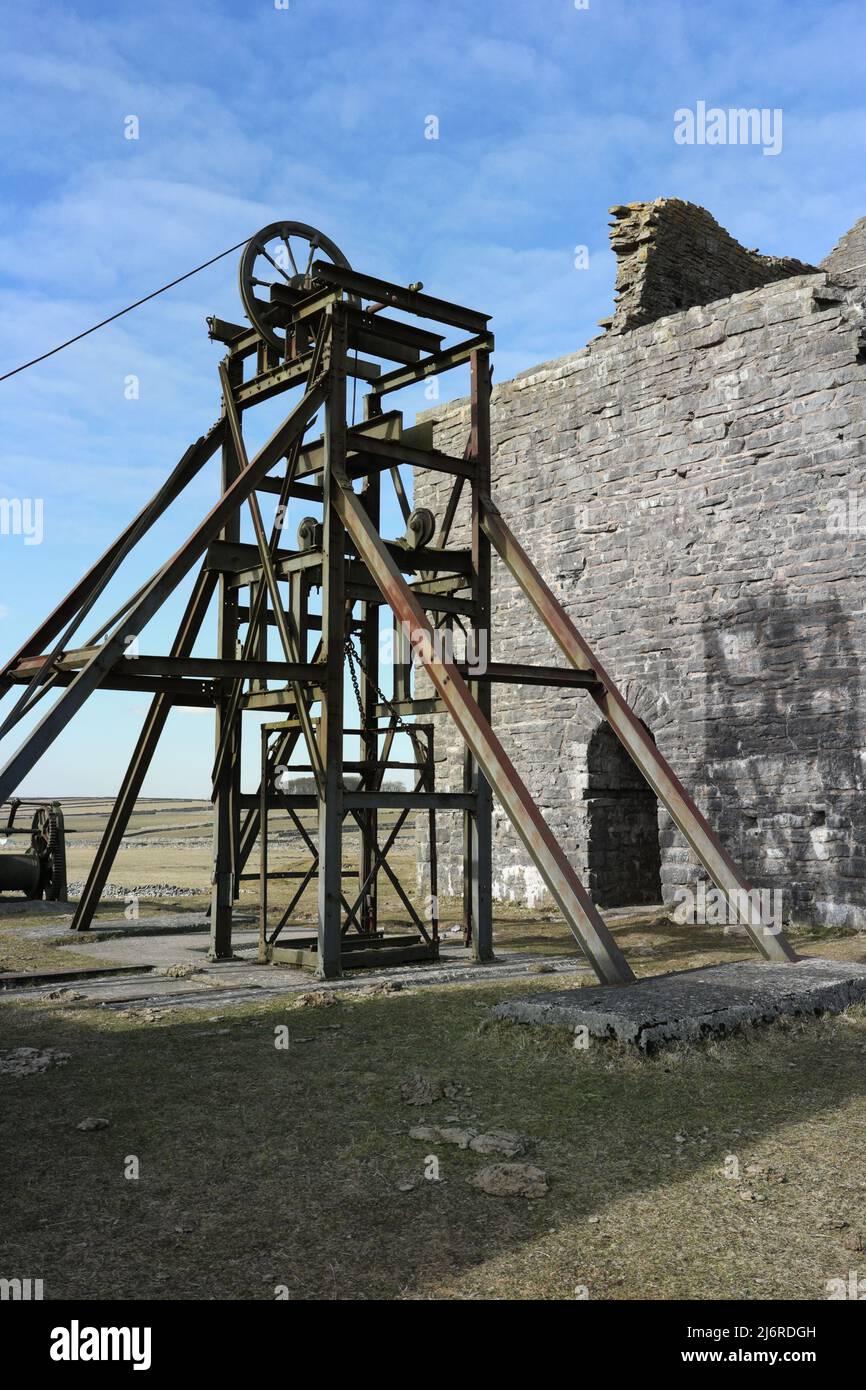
466,350,493,962
317,307,348,979
310,261,491,334
358,394,382,935
0,378,325,805
332,473,635,986
478,495,797,965
210,354,244,960
70,568,217,931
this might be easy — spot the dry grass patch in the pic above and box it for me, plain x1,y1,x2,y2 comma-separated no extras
2,966,865,1301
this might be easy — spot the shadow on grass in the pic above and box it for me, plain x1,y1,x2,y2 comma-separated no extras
493,913,763,965
2,977,866,1301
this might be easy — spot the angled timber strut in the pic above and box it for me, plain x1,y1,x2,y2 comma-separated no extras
0,221,797,981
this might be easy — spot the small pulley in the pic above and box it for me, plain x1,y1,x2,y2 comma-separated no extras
297,516,323,551
403,508,436,550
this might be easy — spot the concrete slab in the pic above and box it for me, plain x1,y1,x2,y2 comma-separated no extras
0,923,593,1012
492,957,866,1050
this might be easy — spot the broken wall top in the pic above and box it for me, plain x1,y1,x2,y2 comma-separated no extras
600,197,818,335
822,216,866,295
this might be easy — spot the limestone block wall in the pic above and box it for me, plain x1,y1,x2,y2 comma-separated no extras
601,198,816,334
414,265,866,928
822,216,866,296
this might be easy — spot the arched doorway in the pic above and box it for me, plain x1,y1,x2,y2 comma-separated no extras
585,721,662,908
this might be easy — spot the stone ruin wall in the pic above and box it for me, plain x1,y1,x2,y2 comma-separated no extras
414,205,866,929
601,198,817,334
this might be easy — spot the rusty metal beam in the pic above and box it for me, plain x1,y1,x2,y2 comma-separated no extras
70,567,218,931
10,651,320,683
4,672,214,703
478,495,797,965
458,662,601,688
331,475,635,987
372,334,495,397
0,423,224,727
209,350,244,960
310,261,491,334
316,306,348,979
0,378,325,805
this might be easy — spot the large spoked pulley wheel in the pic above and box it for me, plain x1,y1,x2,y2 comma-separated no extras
239,221,352,354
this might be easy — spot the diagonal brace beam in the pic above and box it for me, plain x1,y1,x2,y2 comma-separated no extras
0,379,326,805
70,566,218,930
478,494,797,965
332,476,635,986
0,423,224,729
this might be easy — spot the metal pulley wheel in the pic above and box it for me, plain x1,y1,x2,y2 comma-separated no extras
297,516,323,551
404,508,436,550
238,221,353,355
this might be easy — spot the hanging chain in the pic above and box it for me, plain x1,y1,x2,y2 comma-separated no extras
344,635,413,734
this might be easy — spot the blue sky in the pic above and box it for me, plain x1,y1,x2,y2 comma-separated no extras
1,0,864,796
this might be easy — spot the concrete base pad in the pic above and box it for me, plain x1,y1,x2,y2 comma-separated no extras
492,957,866,1049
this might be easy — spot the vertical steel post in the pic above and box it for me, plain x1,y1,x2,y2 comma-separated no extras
359,504,381,935
259,727,269,961
462,755,473,943
358,389,383,934
209,355,243,960
316,306,347,978
426,726,439,941
467,350,494,960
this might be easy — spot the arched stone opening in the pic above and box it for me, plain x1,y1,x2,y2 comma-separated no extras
585,722,662,908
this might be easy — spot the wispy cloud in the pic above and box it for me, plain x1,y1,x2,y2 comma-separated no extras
1,0,864,793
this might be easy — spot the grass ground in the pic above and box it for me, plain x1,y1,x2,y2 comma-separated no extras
3,799,866,1300
2,928,866,1300
0,796,422,973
